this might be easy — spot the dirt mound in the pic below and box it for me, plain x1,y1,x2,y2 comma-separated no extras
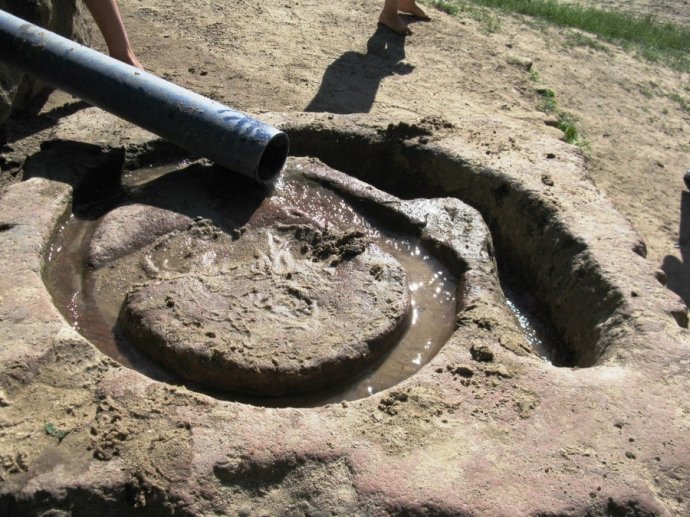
121,239,410,396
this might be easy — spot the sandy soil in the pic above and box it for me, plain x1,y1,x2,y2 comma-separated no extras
2,1,690,508
63,0,688,306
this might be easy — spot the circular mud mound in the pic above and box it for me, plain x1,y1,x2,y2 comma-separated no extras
43,149,467,402
120,227,410,396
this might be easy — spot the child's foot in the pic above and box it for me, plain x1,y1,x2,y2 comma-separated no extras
399,0,431,21
378,11,412,35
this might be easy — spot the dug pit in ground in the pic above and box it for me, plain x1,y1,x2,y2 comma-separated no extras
0,111,689,516
77,160,421,397
40,150,503,403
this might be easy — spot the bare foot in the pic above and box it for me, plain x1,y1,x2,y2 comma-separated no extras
399,0,430,20
378,11,412,35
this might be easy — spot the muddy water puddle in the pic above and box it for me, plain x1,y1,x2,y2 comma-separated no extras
499,268,570,366
44,161,459,405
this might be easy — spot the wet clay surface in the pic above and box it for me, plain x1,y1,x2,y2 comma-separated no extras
119,219,410,396
2,113,690,516
88,203,193,269
44,157,462,402
1,0,689,511
121,249,407,396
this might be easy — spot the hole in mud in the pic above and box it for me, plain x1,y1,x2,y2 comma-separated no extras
39,118,612,406
44,155,460,406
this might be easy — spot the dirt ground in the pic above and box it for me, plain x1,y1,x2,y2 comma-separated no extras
2,2,690,512
56,0,687,306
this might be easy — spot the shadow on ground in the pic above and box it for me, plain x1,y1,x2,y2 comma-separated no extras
662,191,690,306
3,99,90,145
305,24,414,114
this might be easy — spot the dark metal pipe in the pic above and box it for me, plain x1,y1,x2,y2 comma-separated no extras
0,9,289,184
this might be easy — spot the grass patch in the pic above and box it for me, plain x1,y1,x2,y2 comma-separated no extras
426,0,690,71
472,8,501,33
427,0,460,16
426,0,501,33
555,111,582,145
539,88,585,146
563,31,610,53
542,88,558,113
638,85,654,98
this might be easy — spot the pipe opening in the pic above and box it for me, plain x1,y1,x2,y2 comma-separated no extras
257,132,290,184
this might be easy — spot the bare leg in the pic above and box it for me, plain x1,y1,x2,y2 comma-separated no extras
83,0,143,68
378,0,411,35
399,0,430,20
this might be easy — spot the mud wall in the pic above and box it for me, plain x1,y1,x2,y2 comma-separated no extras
287,124,633,366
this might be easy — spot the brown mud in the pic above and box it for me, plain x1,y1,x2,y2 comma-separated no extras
1,0,689,514
2,111,689,515
44,157,467,404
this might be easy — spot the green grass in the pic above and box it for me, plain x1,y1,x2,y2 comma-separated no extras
474,9,501,33
427,0,460,16
555,111,583,145
426,0,501,33
539,88,585,146
542,88,558,113
638,85,654,98
425,0,690,71
563,31,610,53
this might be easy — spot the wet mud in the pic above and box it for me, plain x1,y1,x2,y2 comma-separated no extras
44,157,461,403
3,112,689,515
